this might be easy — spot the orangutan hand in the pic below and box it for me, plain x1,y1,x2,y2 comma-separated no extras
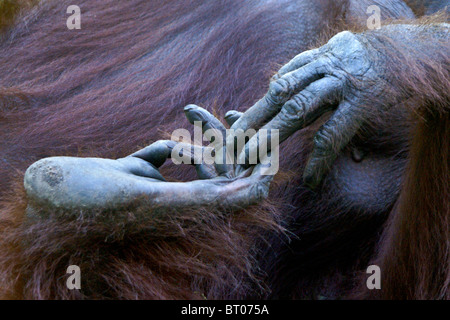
228,29,404,189
24,108,273,212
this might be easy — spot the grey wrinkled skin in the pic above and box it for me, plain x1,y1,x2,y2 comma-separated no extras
24,108,273,214
230,23,449,189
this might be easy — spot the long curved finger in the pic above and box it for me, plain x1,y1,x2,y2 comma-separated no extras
184,104,227,142
118,157,166,181
303,100,363,189
184,104,233,177
131,140,217,179
273,48,322,80
224,110,243,126
238,76,343,165
263,75,342,142
130,140,176,167
169,141,218,179
230,57,329,134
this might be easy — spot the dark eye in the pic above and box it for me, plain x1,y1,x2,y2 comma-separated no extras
351,148,366,163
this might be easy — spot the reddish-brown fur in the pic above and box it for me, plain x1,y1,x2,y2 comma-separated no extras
360,18,450,298
0,0,448,299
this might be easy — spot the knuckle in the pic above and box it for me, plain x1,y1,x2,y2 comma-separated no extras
271,72,281,81
277,105,295,125
152,140,171,151
282,90,312,122
313,127,334,152
327,31,358,50
153,140,168,147
283,100,303,121
268,78,290,103
291,92,311,113
225,110,237,117
276,63,293,77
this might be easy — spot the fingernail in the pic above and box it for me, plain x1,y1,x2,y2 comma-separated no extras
224,110,236,119
184,104,199,113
